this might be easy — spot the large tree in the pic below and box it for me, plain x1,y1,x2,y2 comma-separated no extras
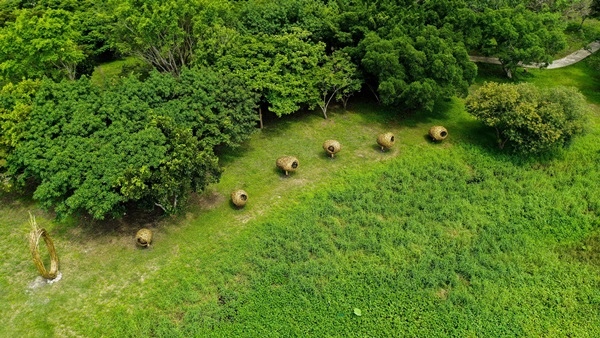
360,24,476,111
216,29,327,125
110,0,234,76
478,6,566,78
6,67,257,219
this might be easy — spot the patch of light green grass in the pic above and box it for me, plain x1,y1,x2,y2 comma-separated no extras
90,57,148,88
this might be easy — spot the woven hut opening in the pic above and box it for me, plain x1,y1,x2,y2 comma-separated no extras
390,136,395,142
429,126,448,141
137,237,148,246
231,189,249,207
323,140,341,158
292,161,298,168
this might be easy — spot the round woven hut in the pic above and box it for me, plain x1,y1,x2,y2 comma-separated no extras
231,189,248,208
323,140,341,158
136,228,153,248
29,215,59,279
276,156,299,176
377,132,395,151
429,126,448,141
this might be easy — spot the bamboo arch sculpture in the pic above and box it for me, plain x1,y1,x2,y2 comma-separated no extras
28,214,59,279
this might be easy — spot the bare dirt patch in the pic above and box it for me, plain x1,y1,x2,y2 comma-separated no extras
193,191,225,210
560,232,600,266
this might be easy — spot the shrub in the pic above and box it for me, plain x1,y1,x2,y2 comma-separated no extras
465,82,587,153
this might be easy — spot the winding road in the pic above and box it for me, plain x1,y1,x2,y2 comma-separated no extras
469,41,600,69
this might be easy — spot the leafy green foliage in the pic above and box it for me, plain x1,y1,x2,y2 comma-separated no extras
361,25,476,111
0,79,40,158
6,67,257,219
314,51,362,118
0,8,85,81
466,82,587,152
478,6,567,77
216,29,326,117
234,0,334,42
110,0,233,76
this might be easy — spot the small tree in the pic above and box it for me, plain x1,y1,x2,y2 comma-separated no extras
0,9,85,81
314,51,362,119
465,82,587,153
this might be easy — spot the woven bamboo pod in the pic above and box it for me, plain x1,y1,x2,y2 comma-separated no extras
429,126,448,141
136,228,153,248
377,132,395,151
28,214,59,279
276,156,299,176
323,140,341,158
231,189,248,207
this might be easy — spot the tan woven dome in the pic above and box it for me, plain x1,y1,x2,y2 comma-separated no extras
231,189,248,208
429,126,448,141
377,132,395,151
323,140,341,158
136,228,153,248
276,156,299,176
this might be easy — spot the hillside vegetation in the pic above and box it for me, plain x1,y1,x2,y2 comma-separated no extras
1,59,600,336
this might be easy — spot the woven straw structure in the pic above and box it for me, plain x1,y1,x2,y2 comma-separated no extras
429,126,448,141
28,214,59,279
276,156,299,175
323,140,341,158
136,228,153,248
231,189,248,207
377,132,395,151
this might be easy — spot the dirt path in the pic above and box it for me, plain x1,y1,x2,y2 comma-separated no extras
469,41,600,69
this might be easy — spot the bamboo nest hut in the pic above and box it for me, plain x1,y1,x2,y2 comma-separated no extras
323,140,341,158
276,156,299,176
429,126,448,141
377,132,395,151
136,228,153,248
231,189,248,208
28,214,59,279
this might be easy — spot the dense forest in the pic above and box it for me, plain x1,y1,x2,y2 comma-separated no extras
0,0,597,219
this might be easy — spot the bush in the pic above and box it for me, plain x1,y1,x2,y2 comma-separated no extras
465,82,587,153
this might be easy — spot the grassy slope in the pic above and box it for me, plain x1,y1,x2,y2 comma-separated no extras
1,61,600,336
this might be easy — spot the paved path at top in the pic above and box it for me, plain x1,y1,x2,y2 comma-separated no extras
469,41,600,69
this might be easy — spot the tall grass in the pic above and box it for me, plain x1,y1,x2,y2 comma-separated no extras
92,138,600,337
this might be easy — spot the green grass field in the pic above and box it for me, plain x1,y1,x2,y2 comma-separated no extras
1,59,600,337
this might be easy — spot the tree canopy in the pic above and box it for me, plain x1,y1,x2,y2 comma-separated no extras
7,68,256,218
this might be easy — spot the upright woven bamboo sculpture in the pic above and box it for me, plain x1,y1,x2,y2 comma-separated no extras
323,140,341,158
136,228,153,248
276,156,299,176
231,189,248,208
429,126,448,141
28,214,59,279
377,132,395,151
